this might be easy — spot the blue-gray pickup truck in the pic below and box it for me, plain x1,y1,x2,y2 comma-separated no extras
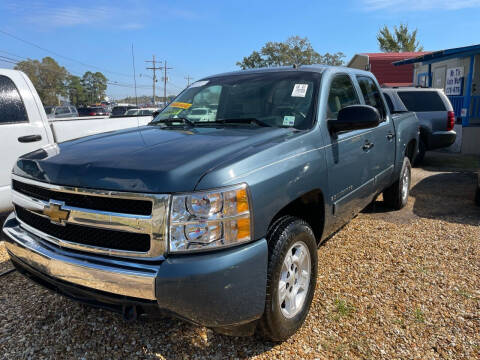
3,65,419,341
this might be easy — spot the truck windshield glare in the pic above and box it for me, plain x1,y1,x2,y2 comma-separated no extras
152,72,320,130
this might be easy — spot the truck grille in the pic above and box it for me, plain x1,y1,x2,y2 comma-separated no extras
15,205,150,252
12,180,152,216
11,175,169,258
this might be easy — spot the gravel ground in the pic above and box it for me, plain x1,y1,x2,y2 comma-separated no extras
0,153,479,359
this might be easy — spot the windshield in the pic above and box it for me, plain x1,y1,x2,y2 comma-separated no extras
152,71,320,129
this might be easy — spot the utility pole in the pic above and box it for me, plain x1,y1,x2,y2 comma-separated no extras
185,75,194,87
162,60,172,104
145,55,161,104
131,44,138,106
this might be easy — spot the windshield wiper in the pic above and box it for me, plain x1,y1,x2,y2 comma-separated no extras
216,117,272,127
150,117,195,127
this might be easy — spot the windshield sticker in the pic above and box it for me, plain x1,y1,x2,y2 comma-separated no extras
189,80,209,88
291,84,308,97
283,116,295,126
170,102,192,109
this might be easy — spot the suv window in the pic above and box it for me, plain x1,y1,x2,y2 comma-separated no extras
55,107,69,115
327,74,359,120
357,76,387,120
0,75,29,124
397,91,446,112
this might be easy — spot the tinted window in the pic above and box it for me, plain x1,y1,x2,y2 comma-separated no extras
357,76,387,120
112,106,127,115
0,75,29,124
383,93,394,113
397,91,446,112
155,72,319,130
327,74,359,120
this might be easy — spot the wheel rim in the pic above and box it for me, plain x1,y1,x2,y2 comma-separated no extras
401,166,410,202
278,241,311,319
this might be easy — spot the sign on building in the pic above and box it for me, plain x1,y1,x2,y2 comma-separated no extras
445,67,464,96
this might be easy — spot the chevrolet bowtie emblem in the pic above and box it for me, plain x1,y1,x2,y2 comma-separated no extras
43,202,70,225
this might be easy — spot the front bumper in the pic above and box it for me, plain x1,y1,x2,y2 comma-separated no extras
2,213,268,327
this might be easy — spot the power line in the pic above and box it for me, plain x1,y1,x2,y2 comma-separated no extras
0,29,133,78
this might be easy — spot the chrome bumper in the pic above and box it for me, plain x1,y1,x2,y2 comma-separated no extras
2,213,157,300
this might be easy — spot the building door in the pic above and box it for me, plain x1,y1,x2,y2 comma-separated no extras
433,66,446,89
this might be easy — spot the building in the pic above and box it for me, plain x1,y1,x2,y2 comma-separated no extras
394,44,480,154
348,52,430,87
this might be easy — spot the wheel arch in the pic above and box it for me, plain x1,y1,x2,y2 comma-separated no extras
267,189,325,244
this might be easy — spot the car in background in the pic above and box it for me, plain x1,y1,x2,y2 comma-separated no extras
111,105,137,117
86,106,109,116
187,107,217,122
382,87,456,164
44,105,78,119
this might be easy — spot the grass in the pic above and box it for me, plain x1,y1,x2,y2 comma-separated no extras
414,307,425,323
331,299,355,320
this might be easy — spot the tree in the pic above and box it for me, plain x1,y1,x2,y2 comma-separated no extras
82,71,107,103
236,36,345,69
15,57,68,105
67,75,87,106
377,24,424,52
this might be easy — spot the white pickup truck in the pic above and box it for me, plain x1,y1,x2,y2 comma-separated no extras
0,69,153,213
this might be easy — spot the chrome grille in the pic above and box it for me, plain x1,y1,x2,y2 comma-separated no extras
11,174,169,258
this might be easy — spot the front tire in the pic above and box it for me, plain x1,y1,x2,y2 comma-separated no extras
257,216,318,341
383,157,411,210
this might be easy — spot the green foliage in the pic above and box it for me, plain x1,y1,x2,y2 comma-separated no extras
82,71,108,104
15,57,68,106
14,57,108,106
236,36,345,69
377,24,424,52
67,75,87,106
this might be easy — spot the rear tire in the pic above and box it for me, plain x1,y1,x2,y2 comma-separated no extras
257,216,317,342
383,157,411,210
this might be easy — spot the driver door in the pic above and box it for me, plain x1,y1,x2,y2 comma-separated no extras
323,74,374,228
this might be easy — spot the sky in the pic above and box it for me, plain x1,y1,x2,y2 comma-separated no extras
1,0,480,100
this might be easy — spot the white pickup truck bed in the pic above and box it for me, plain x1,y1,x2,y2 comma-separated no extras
0,69,154,213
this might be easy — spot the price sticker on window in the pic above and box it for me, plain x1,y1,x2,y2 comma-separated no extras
291,84,308,97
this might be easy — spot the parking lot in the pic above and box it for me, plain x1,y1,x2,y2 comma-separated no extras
1,152,479,360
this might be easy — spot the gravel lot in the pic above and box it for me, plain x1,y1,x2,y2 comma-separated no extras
1,153,479,359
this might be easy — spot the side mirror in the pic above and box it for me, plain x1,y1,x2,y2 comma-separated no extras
328,105,381,133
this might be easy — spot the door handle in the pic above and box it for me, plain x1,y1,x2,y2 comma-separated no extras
386,132,395,140
363,141,374,151
18,134,42,143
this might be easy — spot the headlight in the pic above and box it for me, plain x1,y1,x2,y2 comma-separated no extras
169,183,252,252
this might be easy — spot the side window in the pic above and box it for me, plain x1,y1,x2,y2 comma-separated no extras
383,93,395,113
357,76,387,120
327,75,360,120
0,75,29,124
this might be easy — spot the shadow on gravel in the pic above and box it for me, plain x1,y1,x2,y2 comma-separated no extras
409,172,480,226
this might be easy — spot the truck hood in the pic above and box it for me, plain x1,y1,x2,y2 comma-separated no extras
14,125,296,193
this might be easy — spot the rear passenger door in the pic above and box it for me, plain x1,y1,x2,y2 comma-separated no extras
324,74,374,228
356,76,395,193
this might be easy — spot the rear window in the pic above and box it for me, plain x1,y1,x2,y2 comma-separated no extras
0,75,29,124
397,91,446,112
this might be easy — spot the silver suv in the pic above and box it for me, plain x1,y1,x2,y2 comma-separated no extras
382,87,456,163
44,105,79,119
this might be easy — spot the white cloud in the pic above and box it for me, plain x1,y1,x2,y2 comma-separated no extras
362,0,480,11
1,1,199,29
